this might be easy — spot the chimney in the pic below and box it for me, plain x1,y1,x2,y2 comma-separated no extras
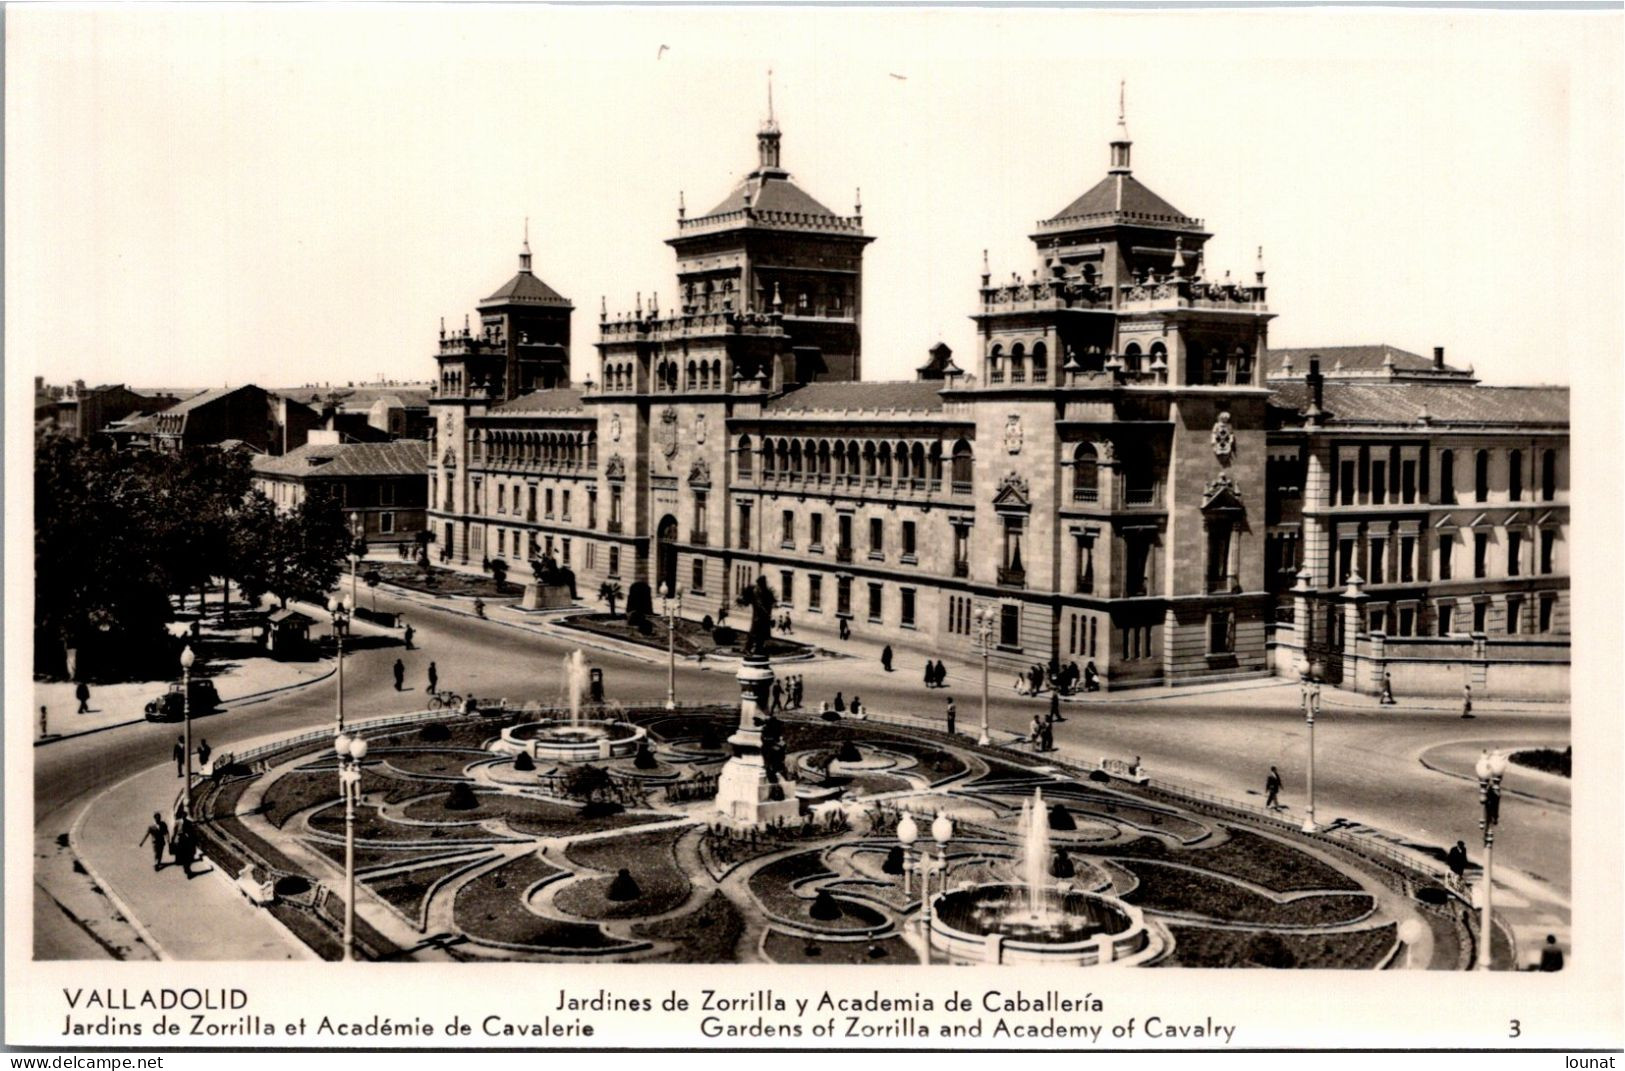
34,376,43,392
1305,357,1325,425
1433,346,1445,369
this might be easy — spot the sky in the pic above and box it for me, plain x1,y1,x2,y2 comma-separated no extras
7,6,1621,393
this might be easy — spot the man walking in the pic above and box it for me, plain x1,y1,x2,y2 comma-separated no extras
1446,839,1468,890
1265,766,1283,810
75,680,91,714
881,645,893,672
393,658,406,691
403,623,415,650
945,697,956,736
1031,713,1046,753
173,735,186,778
770,679,783,713
139,812,169,872
197,739,212,770
427,662,439,695
1461,683,1474,720
1049,689,1064,726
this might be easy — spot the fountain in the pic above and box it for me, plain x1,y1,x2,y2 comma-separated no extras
491,650,646,762
928,788,1160,965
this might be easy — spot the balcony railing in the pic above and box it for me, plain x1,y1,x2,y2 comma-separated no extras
836,546,853,564
951,480,973,497
1072,486,1099,504
953,560,969,579
997,565,1026,589
1123,486,1160,508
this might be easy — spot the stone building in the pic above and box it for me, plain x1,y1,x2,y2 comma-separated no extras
427,104,1568,696
252,440,430,548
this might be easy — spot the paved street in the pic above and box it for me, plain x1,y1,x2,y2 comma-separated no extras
37,580,1570,962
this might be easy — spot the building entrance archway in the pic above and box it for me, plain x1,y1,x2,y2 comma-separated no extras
655,514,679,595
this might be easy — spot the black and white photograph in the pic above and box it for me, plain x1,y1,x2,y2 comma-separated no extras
6,3,1621,1054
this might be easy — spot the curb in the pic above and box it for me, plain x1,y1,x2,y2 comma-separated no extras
34,666,338,747
1415,752,1571,810
67,769,171,960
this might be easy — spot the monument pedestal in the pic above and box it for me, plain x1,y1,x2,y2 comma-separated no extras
520,581,572,611
715,654,802,827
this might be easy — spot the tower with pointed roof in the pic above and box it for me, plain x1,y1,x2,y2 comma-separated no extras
435,233,574,406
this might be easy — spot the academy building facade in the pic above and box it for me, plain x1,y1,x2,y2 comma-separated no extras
427,107,1569,697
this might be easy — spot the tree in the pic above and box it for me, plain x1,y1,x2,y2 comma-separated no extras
562,763,613,802
487,557,509,592
598,580,623,618
362,568,381,611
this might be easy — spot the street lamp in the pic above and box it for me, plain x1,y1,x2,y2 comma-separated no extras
661,583,683,711
333,732,369,962
1474,748,1509,970
972,606,995,746
179,645,196,812
349,512,363,606
328,593,355,732
1300,662,1323,833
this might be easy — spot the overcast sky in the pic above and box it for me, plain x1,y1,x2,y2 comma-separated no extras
8,6,1620,393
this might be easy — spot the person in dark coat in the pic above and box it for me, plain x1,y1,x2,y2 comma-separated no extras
881,645,893,672
923,661,934,689
833,691,845,713
1084,661,1100,692
139,812,169,871
770,679,783,713
172,824,197,879
393,659,405,690
427,662,439,694
75,681,91,713
839,618,850,641
1539,935,1564,971
849,695,864,719
1265,766,1283,810
197,739,212,769
403,623,415,650
1447,839,1468,880
945,697,956,736
173,735,186,777
1461,683,1474,719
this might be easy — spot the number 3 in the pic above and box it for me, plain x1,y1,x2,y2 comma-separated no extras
1509,1020,1521,1038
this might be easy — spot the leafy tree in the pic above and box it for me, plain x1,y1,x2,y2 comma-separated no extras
562,763,613,802
598,580,623,618
362,568,381,611
487,557,508,592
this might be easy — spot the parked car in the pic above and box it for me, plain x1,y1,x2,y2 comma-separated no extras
143,678,221,721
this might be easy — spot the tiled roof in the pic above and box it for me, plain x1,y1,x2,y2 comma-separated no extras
251,440,429,479
275,386,433,410
1266,345,1469,378
1046,173,1195,227
1269,381,1569,427
762,380,945,414
492,387,585,414
482,270,571,307
702,172,842,221
166,385,261,416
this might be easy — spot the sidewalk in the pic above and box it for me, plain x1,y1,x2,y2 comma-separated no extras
72,763,316,961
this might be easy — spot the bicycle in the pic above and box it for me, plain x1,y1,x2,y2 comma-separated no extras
427,689,464,711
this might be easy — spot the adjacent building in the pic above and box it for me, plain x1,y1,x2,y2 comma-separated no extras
112,384,322,455
426,104,1568,696
251,440,431,548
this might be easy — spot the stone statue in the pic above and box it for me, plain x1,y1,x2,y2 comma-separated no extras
738,575,777,657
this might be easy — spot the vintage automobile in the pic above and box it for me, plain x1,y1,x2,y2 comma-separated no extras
143,678,221,721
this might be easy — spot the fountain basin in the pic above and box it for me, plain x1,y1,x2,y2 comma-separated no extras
495,719,646,762
929,882,1155,966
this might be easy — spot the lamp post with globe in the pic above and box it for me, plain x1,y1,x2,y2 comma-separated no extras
180,645,196,812
333,732,369,961
328,594,355,732
972,606,995,745
661,584,683,710
1475,749,1509,970
1300,661,1323,833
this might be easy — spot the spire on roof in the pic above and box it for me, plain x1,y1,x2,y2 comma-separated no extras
520,217,532,272
758,68,782,170
1110,80,1132,174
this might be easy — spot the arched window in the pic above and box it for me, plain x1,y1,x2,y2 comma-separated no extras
1149,341,1167,369
1011,342,1027,384
1124,342,1143,373
790,439,803,475
1475,450,1490,503
737,435,754,479
1542,450,1558,501
712,359,722,387
894,440,910,480
846,441,860,479
928,441,944,483
803,439,817,476
1073,442,1099,503
686,360,697,389
951,439,974,490
762,438,777,475
1508,449,1524,502
1032,342,1049,384
818,440,832,477
776,439,790,474
989,344,1004,384
878,441,893,480
863,441,877,478
911,442,926,484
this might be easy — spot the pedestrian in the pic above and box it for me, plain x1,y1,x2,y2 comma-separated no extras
1461,683,1474,720
1084,661,1100,692
1380,673,1396,705
75,680,91,714
1265,766,1283,810
1041,713,1054,752
1446,840,1468,886
924,661,934,689
172,823,197,880
39,706,48,738
1031,713,1046,752
833,691,845,713
393,658,405,691
139,812,169,872
770,679,784,713
850,695,864,720
792,676,803,709
173,735,186,778
1049,689,1063,726
945,697,956,736
1030,664,1045,695
881,645,893,672
1013,673,1027,696
427,662,439,694
839,618,850,641
1066,660,1081,693
197,739,212,769
1539,935,1565,972
404,623,415,650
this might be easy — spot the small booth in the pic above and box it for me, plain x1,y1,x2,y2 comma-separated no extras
265,608,316,659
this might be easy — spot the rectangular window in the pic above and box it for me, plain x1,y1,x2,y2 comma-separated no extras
1540,529,1555,574
1369,538,1386,584
693,491,708,539
497,485,507,513
588,489,598,528
1126,535,1150,597
999,604,1020,648
901,521,917,560
1401,460,1416,504
545,488,555,518
780,569,794,605
610,488,622,528
808,574,822,611
869,517,884,556
1369,609,1385,635
738,503,752,549
691,558,705,593
867,583,882,622
381,483,396,507
1474,532,1488,579
1398,606,1415,637
782,510,795,548
837,576,852,616
810,513,824,549
1400,536,1415,582
1438,603,1454,636
498,530,506,556
1439,536,1453,580
562,490,571,521
561,538,571,565
1339,460,1356,505
379,511,395,535
954,526,969,575
528,486,537,521
1506,596,1523,635
1209,610,1234,654
1539,595,1554,633
1371,461,1386,505
1473,600,1488,633
1338,539,1356,585
609,546,620,578
901,588,916,628
1439,452,1455,502
1509,453,1524,502
838,514,853,558
1076,534,1096,594
1507,531,1523,577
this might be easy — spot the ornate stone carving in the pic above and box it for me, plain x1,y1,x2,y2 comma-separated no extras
660,407,679,458
441,447,457,468
609,412,622,443
694,412,708,445
605,454,626,480
688,458,711,486
1095,439,1116,464
1003,414,1023,455
1202,472,1243,508
992,473,1031,510
1211,411,1235,461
